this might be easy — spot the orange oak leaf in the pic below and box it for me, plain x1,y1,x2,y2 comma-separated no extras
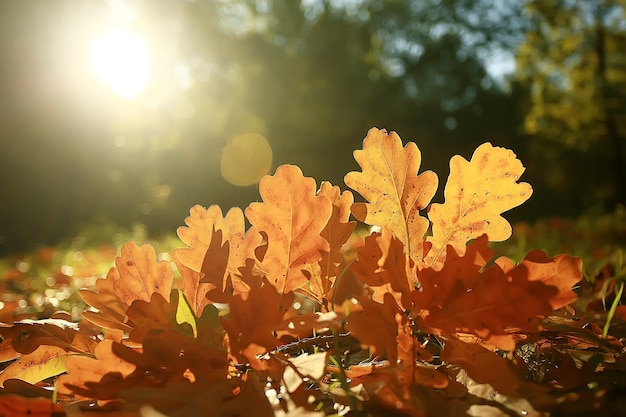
0,394,64,417
245,165,332,294
495,250,581,310
345,293,401,362
113,242,173,304
345,128,438,261
58,339,137,402
61,332,230,413
350,228,414,309
0,319,94,363
79,267,132,333
412,235,493,313
416,247,557,351
124,291,185,343
174,226,229,315
441,338,525,397
173,205,264,312
425,143,532,269
110,332,228,382
297,182,356,308
81,242,173,331
221,283,294,370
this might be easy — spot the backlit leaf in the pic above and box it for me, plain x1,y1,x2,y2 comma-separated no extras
345,293,400,362
350,228,414,308
81,242,174,331
245,165,332,294
175,290,198,338
426,143,532,269
0,345,72,387
0,319,92,363
495,250,582,310
173,205,264,312
345,128,438,261
416,243,558,351
299,182,355,307
221,283,293,370
58,339,136,403
113,242,173,304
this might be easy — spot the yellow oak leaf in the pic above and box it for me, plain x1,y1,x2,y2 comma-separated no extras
425,143,532,269
345,128,438,261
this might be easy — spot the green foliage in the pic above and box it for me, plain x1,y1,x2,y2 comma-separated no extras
516,0,626,207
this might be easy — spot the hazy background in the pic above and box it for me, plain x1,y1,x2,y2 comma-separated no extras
1,0,624,255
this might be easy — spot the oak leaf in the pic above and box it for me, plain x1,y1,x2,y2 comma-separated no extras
58,339,137,402
297,182,355,308
345,293,400,362
112,242,173,303
245,165,332,294
441,338,524,397
0,345,71,387
416,244,558,351
0,319,94,364
124,291,187,343
221,283,293,370
495,250,582,310
0,394,64,417
81,242,173,331
350,228,414,309
173,205,264,312
425,143,532,269
412,235,493,313
174,226,229,316
345,128,438,261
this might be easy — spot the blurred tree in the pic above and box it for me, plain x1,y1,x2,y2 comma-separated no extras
516,0,626,212
0,0,525,254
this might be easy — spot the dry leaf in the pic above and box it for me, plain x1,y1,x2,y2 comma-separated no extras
426,143,532,269
221,283,293,370
345,293,400,362
350,228,414,308
81,242,173,331
297,182,355,308
495,250,582,310
245,165,332,294
345,128,438,261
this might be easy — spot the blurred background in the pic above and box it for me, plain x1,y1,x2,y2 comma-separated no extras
0,0,625,256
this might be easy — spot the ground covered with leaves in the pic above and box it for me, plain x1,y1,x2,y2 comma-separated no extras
1,128,625,417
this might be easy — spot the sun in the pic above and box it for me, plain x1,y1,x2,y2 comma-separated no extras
90,28,149,99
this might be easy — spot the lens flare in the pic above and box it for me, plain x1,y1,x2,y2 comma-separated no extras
221,133,273,186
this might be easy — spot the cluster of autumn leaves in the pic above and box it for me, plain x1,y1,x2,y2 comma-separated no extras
0,128,589,416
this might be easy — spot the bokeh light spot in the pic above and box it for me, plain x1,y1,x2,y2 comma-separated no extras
220,133,273,186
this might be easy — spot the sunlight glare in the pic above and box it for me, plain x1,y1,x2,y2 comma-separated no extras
91,28,149,99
